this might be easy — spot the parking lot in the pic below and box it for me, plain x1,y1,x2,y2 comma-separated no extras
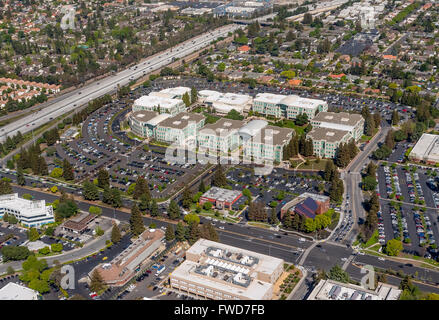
377,161,439,258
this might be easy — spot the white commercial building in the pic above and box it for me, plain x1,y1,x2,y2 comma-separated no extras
310,112,365,142
409,133,439,164
0,282,39,300
308,279,401,300
199,90,253,114
252,93,328,119
0,193,54,228
170,239,284,300
153,86,191,100
132,94,186,116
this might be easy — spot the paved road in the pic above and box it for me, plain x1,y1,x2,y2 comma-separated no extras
0,24,241,143
343,122,391,244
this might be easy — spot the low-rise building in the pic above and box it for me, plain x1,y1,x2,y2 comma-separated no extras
308,279,401,300
59,212,97,234
170,239,284,300
199,187,243,210
409,133,439,164
306,126,351,158
0,193,54,228
252,93,328,119
93,229,164,287
153,86,191,100
310,112,364,142
280,192,330,219
0,282,40,300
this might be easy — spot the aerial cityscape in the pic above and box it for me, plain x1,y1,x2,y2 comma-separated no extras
0,0,438,306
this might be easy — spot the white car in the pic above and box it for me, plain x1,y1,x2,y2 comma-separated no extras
378,257,385,261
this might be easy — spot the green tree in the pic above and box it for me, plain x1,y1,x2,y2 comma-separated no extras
212,164,227,187
385,239,403,256
182,187,193,209
50,243,63,252
111,223,121,244
175,222,185,242
199,180,206,193
17,168,25,186
190,87,198,104
328,264,350,283
89,269,105,293
27,227,40,242
62,159,74,181
182,92,191,107
0,179,13,195
168,200,181,220
165,224,175,242
83,181,99,201
97,168,110,189
129,204,145,236
50,167,63,179
89,206,102,216
392,110,400,125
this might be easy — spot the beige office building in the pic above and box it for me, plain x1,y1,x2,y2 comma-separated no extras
170,239,284,300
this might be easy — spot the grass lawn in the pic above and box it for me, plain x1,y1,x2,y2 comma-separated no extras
297,159,329,171
247,221,272,229
270,119,306,136
361,230,379,248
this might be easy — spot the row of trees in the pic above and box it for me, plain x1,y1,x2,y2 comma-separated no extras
334,139,359,168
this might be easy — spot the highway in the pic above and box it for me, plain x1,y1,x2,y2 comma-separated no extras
0,23,241,143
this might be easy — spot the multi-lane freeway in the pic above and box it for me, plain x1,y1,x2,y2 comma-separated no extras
0,23,241,143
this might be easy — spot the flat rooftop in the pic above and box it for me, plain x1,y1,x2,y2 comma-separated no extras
410,133,439,162
308,279,401,300
312,112,363,127
133,94,182,110
254,93,287,105
201,187,242,203
200,118,245,136
158,112,205,129
307,126,350,143
130,110,158,123
246,125,293,146
171,239,284,300
0,282,39,300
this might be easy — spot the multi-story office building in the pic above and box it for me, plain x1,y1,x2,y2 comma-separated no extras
170,239,284,300
128,110,167,138
151,86,191,100
307,127,351,158
198,118,245,153
132,94,186,116
239,120,293,163
155,112,205,146
310,112,364,142
198,90,253,114
0,193,54,228
252,93,328,119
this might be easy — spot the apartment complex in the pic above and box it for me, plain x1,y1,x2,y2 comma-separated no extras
170,239,284,300
132,94,186,116
252,93,328,119
307,112,364,158
0,193,54,228
239,120,293,163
